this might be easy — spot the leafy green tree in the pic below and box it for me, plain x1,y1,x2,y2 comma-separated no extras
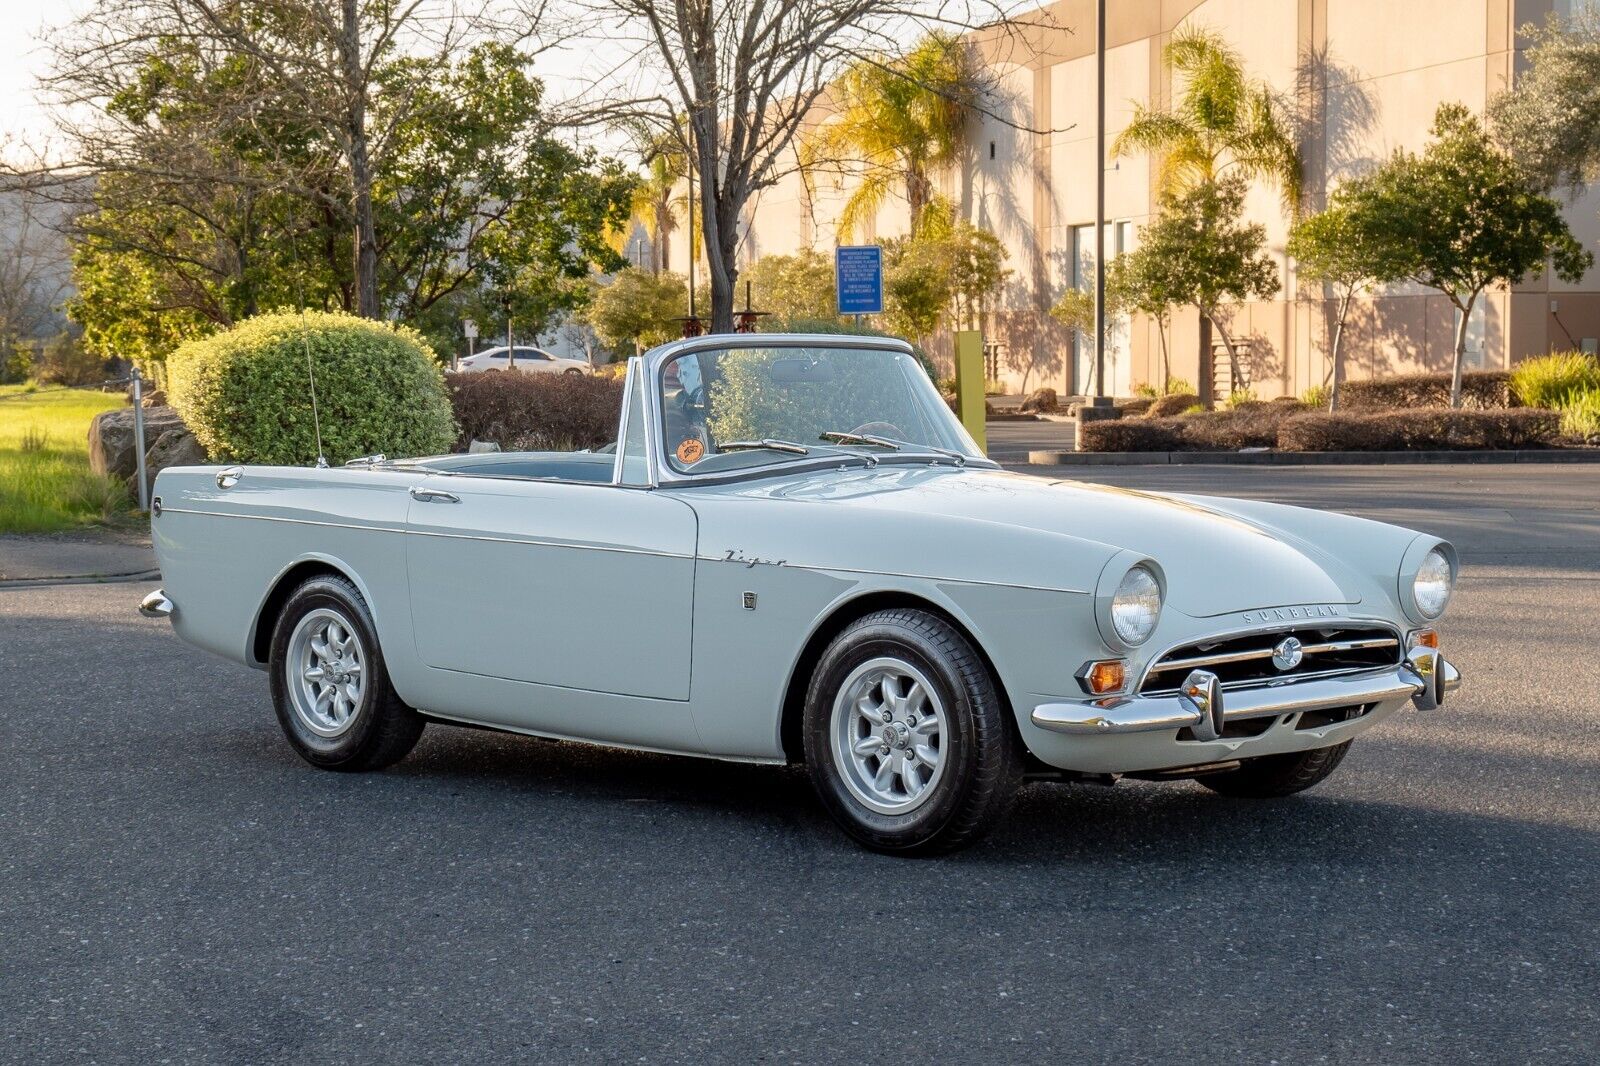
54,10,634,369
944,222,1011,332
1112,26,1302,213
1338,104,1593,407
585,269,688,353
1133,176,1280,394
1487,8,1600,192
1286,197,1401,410
803,31,987,238
744,249,840,323
882,240,952,347
1106,248,1184,391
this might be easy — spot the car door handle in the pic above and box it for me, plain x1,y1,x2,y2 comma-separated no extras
409,486,461,504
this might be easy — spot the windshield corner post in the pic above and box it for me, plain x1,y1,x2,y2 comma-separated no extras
954,330,987,455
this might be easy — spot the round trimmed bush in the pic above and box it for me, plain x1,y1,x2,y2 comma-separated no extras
167,310,456,464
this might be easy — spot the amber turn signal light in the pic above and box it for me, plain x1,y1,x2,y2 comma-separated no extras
1408,629,1439,650
1077,659,1126,695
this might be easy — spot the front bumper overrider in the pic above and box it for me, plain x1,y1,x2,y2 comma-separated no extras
1031,648,1461,738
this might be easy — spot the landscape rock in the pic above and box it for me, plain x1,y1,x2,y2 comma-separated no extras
1019,387,1059,414
132,428,208,497
88,405,186,482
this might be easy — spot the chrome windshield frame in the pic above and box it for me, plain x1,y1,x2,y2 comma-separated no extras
640,333,990,486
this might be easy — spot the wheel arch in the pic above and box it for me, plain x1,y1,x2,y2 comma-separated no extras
778,589,1013,764
248,555,375,668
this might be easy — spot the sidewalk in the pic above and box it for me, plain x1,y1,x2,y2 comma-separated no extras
0,530,158,586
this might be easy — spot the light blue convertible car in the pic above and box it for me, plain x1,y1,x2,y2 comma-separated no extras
141,334,1462,853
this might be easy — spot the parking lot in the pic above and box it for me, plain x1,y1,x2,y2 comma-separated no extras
3,463,1597,1063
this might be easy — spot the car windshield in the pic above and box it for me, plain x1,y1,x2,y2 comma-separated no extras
659,344,983,474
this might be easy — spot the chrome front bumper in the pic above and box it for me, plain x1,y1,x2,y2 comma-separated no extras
1031,649,1461,737
138,588,175,619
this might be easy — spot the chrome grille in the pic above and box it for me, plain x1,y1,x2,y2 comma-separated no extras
1139,624,1401,695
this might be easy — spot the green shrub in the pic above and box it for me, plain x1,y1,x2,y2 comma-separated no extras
1558,389,1600,441
1301,384,1330,408
1078,418,1185,452
1340,370,1514,410
1277,408,1559,451
1224,387,1257,409
446,372,624,451
1115,396,1154,416
1510,352,1600,410
1131,382,1159,399
34,334,109,387
167,310,456,464
1146,392,1202,417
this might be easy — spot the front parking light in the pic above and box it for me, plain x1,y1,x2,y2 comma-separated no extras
1076,659,1126,695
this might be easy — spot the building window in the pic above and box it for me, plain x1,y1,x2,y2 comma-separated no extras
989,141,996,160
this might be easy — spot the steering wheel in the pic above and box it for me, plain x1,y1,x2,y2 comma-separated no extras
849,421,904,440
678,385,708,416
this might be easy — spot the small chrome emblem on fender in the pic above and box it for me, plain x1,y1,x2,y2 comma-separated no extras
1272,636,1304,671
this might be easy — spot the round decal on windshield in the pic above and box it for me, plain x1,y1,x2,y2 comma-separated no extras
676,438,705,464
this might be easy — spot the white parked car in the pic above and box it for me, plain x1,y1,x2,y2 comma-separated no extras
140,334,1461,854
455,345,590,375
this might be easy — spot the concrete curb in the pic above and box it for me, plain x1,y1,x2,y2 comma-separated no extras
1026,448,1600,466
0,568,161,589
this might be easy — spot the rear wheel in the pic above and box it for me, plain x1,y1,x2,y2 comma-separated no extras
564,367,583,376
803,609,1022,854
1196,741,1352,798
268,575,424,771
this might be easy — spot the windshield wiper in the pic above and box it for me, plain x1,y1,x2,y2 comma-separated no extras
819,431,901,450
844,434,967,467
717,438,810,455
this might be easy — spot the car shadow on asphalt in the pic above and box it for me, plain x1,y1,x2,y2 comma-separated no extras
380,721,1600,868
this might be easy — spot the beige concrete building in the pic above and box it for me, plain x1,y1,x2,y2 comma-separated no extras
688,0,1600,399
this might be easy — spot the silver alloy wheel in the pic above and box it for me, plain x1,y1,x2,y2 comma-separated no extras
830,657,949,816
285,607,366,739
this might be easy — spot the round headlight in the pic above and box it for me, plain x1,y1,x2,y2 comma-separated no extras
1413,548,1453,618
1111,565,1162,646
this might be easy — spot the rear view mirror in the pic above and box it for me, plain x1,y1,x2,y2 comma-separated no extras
769,357,837,385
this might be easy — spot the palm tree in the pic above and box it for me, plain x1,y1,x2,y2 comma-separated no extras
804,32,986,239
1113,26,1302,213
607,127,690,274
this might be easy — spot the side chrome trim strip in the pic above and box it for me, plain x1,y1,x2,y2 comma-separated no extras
693,554,1090,595
155,506,696,561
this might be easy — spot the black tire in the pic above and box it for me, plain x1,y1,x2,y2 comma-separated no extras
563,367,583,376
802,609,1023,855
1196,740,1352,798
268,575,424,771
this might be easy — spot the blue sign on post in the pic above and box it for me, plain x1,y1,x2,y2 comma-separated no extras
835,245,884,315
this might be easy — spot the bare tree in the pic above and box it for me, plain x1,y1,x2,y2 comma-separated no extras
0,176,73,380
576,0,1043,332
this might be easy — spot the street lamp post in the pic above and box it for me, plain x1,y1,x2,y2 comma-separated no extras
1092,0,1109,404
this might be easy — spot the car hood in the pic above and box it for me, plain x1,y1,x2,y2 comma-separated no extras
701,465,1365,616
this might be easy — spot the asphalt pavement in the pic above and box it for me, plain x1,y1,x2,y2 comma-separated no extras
2,464,1597,1063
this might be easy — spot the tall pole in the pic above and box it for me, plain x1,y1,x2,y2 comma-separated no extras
1093,0,1107,400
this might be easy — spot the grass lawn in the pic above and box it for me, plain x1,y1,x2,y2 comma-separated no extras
0,383,135,533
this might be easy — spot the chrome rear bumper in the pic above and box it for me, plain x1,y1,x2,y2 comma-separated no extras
1031,650,1461,737
138,588,175,619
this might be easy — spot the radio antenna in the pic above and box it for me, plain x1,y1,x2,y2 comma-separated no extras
288,235,328,468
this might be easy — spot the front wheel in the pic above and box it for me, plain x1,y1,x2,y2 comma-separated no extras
803,609,1022,855
1196,741,1352,798
268,575,424,771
